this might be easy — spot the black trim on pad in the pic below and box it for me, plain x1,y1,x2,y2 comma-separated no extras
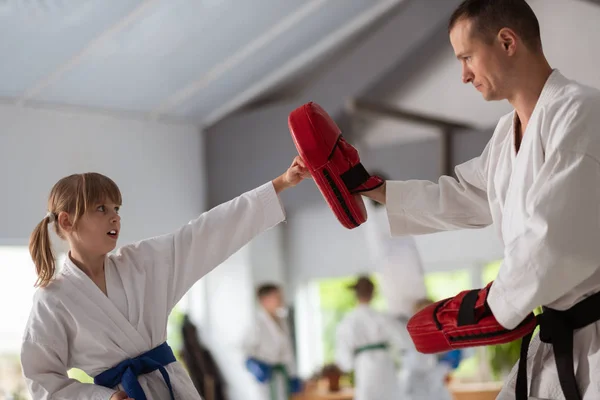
323,169,359,227
341,163,371,192
448,313,536,343
457,289,480,327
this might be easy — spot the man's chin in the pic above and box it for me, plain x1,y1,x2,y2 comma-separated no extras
481,90,504,102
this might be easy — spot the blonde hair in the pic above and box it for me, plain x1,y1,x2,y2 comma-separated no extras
29,173,122,288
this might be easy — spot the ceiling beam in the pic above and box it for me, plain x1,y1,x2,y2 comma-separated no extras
347,99,474,177
0,95,193,127
150,0,328,120
580,0,600,6
347,98,475,131
198,0,406,128
16,0,159,106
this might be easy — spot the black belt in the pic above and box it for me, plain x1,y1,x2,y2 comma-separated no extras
516,291,600,400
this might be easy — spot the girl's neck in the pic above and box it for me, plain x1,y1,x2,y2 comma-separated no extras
69,249,105,280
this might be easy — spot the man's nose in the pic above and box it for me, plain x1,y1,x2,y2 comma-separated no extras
462,66,473,84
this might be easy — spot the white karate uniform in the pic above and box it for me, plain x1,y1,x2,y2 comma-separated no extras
398,346,453,400
335,304,407,400
242,308,297,400
384,69,600,399
364,200,427,319
21,182,286,400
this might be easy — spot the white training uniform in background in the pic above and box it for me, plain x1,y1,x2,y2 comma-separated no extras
335,304,408,400
363,200,427,319
383,70,600,399
21,182,286,400
242,308,297,400
398,343,453,400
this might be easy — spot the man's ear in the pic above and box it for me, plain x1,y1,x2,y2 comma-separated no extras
497,28,517,56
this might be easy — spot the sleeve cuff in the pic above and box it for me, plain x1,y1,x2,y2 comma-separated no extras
257,181,286,230
487,279,529,330
385,181,407,216
385,181,412,236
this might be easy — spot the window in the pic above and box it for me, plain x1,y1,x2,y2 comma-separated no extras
424,269,472,301
0,246,38,399
297,260,513,385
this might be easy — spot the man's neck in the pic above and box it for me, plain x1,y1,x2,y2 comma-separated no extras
508,59,553,132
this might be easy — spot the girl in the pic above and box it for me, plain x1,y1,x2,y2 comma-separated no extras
20,156,309,400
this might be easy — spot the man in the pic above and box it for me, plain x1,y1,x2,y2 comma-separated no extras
361,0,600,398
335,276,407,400
243,283,302,400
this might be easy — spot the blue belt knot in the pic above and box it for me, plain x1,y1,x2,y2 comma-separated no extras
94,342,176,400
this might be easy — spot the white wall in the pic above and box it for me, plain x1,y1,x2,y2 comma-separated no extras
0,104,205,246
249,224,289,294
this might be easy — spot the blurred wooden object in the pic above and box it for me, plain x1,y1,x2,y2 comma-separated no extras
293,379,502,400
293,378,354,400
449,381,503,400
321,364,342,392
293,387,353,400
180,316,226,400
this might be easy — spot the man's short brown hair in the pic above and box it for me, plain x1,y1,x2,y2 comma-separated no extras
448,0,542,52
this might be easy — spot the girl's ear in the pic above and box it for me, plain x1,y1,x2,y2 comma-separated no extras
58,211,74,233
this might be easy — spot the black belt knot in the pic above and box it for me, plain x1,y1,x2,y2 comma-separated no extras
515,291,600,400
538,307,572,344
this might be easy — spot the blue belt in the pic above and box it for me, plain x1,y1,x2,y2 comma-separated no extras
94,342,176,400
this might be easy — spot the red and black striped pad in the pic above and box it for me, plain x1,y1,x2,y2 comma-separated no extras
407,281,538,354
288,102,383,229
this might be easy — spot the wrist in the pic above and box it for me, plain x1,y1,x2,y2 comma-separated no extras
272,174,291,194
363,181,386,204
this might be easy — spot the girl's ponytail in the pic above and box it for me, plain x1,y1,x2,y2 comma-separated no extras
29,214,55,288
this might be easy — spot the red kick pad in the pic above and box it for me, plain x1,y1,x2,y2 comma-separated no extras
407,282,538,354
288,102,383,229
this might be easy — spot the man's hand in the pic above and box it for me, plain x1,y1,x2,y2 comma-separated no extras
273,156,311,193
361,181,386,205
110,391,134,400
